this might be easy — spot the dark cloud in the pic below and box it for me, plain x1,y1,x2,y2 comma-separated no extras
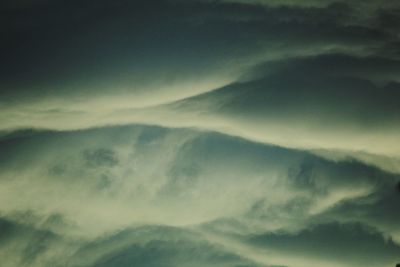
1,0,400,266
84,148,118,167
71,225,273,267
0,215,73,267
176,53,400,126
247,222,400,267
246,53,400,82
0,0,397,101
0,218,18,245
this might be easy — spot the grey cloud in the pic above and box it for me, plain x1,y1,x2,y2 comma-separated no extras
1,2,399,164
318,183,400,243
177,53,400,126
246,53,400,82
1,125,399,265
3,126,398,232
71,226,275,267
0,0,395,103
0,215,78,267
83,148,118,168
1,1,400,266
247,222,400,267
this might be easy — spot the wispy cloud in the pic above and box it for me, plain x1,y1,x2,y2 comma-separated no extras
1,0,400,266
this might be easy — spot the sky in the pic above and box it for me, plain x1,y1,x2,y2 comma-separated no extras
0,0,400,267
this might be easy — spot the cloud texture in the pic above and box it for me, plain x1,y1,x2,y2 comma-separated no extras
0,0,400,267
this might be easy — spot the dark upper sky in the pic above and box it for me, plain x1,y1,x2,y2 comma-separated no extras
0,1,399,267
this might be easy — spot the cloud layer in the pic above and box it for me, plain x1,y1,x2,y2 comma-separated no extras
0,125,399,266
1,0,400,266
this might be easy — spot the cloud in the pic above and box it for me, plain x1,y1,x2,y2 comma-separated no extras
1,0,396,102
1,0,400,266
246,222,400,267
0,125,399,266
70,225,275,267
0,216,80,267
1,54,400,173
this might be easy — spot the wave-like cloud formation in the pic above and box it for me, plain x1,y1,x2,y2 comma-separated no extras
3,55,400,172
1,126,399,267
1,1,400,267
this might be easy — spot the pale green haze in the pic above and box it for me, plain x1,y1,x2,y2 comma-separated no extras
0,1,399,267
